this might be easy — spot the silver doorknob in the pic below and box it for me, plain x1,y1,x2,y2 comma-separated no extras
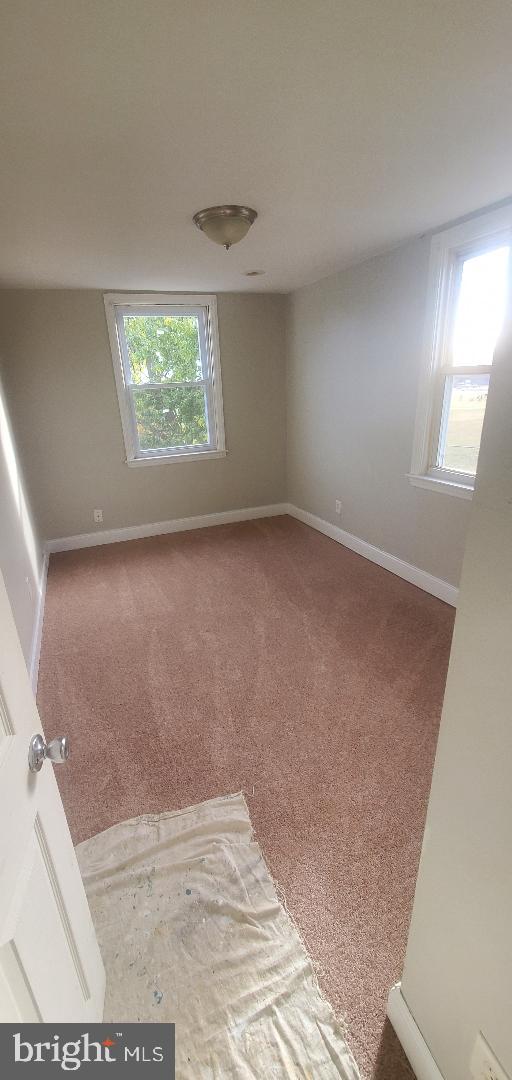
28,734,70,773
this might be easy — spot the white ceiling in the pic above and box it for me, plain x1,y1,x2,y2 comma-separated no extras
1,0,512,293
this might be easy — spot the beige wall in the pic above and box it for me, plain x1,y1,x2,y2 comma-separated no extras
286,237,471,586
399,320,512,1077
0,291,287,541
0,365,42,666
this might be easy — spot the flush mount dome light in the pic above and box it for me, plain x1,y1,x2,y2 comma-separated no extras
193,205,257,250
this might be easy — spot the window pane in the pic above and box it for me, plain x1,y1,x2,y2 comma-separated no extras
123,314,202,383
451,246,509,367
438,374,489,475
133,386,209,451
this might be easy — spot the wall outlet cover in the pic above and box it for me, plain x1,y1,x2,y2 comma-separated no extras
93,509,103,524
470,1032,509,1080
335,500,342,515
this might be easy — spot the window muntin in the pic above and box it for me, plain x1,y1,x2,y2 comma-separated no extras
105,295,225,464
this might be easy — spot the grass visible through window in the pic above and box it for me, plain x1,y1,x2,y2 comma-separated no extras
439,375,489,475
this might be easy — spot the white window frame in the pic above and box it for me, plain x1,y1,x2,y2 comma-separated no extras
104,292,226,466
409,205,512,499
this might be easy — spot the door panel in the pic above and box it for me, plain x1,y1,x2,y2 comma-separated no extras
0,570,105,1021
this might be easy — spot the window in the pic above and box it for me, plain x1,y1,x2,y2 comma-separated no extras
104,293,225,465
410,207,512,497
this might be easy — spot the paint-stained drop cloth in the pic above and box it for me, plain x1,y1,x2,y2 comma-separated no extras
77,793,360,1079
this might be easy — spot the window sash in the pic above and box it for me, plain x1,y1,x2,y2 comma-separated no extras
428,364,492,482
115,304,210,386
441,240,510,372
129,384,213,456
114,304,217,458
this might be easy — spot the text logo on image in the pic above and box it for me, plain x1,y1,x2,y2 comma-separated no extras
2,1024,175,1076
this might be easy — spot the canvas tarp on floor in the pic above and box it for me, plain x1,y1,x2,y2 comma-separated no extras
77,792,360,1078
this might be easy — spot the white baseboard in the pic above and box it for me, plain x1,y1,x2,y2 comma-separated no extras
285,504,458,607
45,503,289,554
387,983,444,1080
29,549,49,694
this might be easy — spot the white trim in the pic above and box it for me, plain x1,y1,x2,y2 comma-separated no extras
407,473,474,500
104,292,220,307
45,504,289,554
425,202,512,256
285,504,458,606
103,292,225,466
126,448,227,467
29,549,49,693
387,983,445,1080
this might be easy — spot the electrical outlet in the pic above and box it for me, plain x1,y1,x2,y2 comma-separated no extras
93,509,103,524
470,1032,509,1080
335,499,342,515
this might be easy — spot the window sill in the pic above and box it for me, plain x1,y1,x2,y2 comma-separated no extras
407,473,474,500
127,449,227,467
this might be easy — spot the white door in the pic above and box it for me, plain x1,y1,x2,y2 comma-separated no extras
0,570,105,1021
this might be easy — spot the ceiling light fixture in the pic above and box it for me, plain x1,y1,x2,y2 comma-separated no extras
193,205,257,250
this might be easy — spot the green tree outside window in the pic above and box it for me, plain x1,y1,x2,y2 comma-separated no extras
123,315,208,449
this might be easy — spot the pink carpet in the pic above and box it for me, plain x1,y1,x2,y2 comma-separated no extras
37,516,454,1078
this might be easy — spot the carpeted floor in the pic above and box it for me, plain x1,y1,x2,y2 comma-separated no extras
37,516,454,1079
